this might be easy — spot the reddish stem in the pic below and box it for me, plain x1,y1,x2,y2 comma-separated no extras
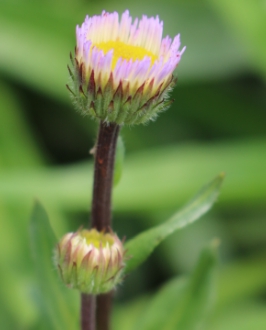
81,294,96,330
81,121,120,330
91,121,120,231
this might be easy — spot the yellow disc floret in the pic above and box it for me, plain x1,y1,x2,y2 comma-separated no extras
80,229,114,248
95,41,158,69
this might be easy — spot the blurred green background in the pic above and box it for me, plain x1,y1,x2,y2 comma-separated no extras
0,0,266,329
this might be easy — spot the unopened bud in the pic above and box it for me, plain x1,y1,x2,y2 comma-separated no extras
54,229,125,294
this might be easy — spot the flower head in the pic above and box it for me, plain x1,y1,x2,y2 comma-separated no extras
68,10,185,125
54,229,125,294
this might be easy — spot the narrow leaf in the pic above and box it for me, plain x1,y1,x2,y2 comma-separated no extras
134,241,218,330
29,201,78,330
124,173,224,274
113,135,125,186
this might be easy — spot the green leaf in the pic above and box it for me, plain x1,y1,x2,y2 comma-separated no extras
216,255,266,310
206,303,266,330
29,201,78,330
114,135,125,186
124,173,224,274
133,241,218,330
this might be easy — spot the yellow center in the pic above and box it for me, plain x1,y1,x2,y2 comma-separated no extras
80,229,114,248
95,41,157,69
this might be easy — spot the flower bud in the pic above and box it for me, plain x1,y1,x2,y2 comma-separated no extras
54,229,125,294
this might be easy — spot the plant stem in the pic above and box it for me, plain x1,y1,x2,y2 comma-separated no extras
81,121,120,330
81,294,96,330
91,121,120,231
96,292,113,330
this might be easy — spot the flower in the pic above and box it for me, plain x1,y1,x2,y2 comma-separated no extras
54,229,125,294
68,10,185,125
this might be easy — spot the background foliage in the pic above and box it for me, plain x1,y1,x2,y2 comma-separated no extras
0,0,266,329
